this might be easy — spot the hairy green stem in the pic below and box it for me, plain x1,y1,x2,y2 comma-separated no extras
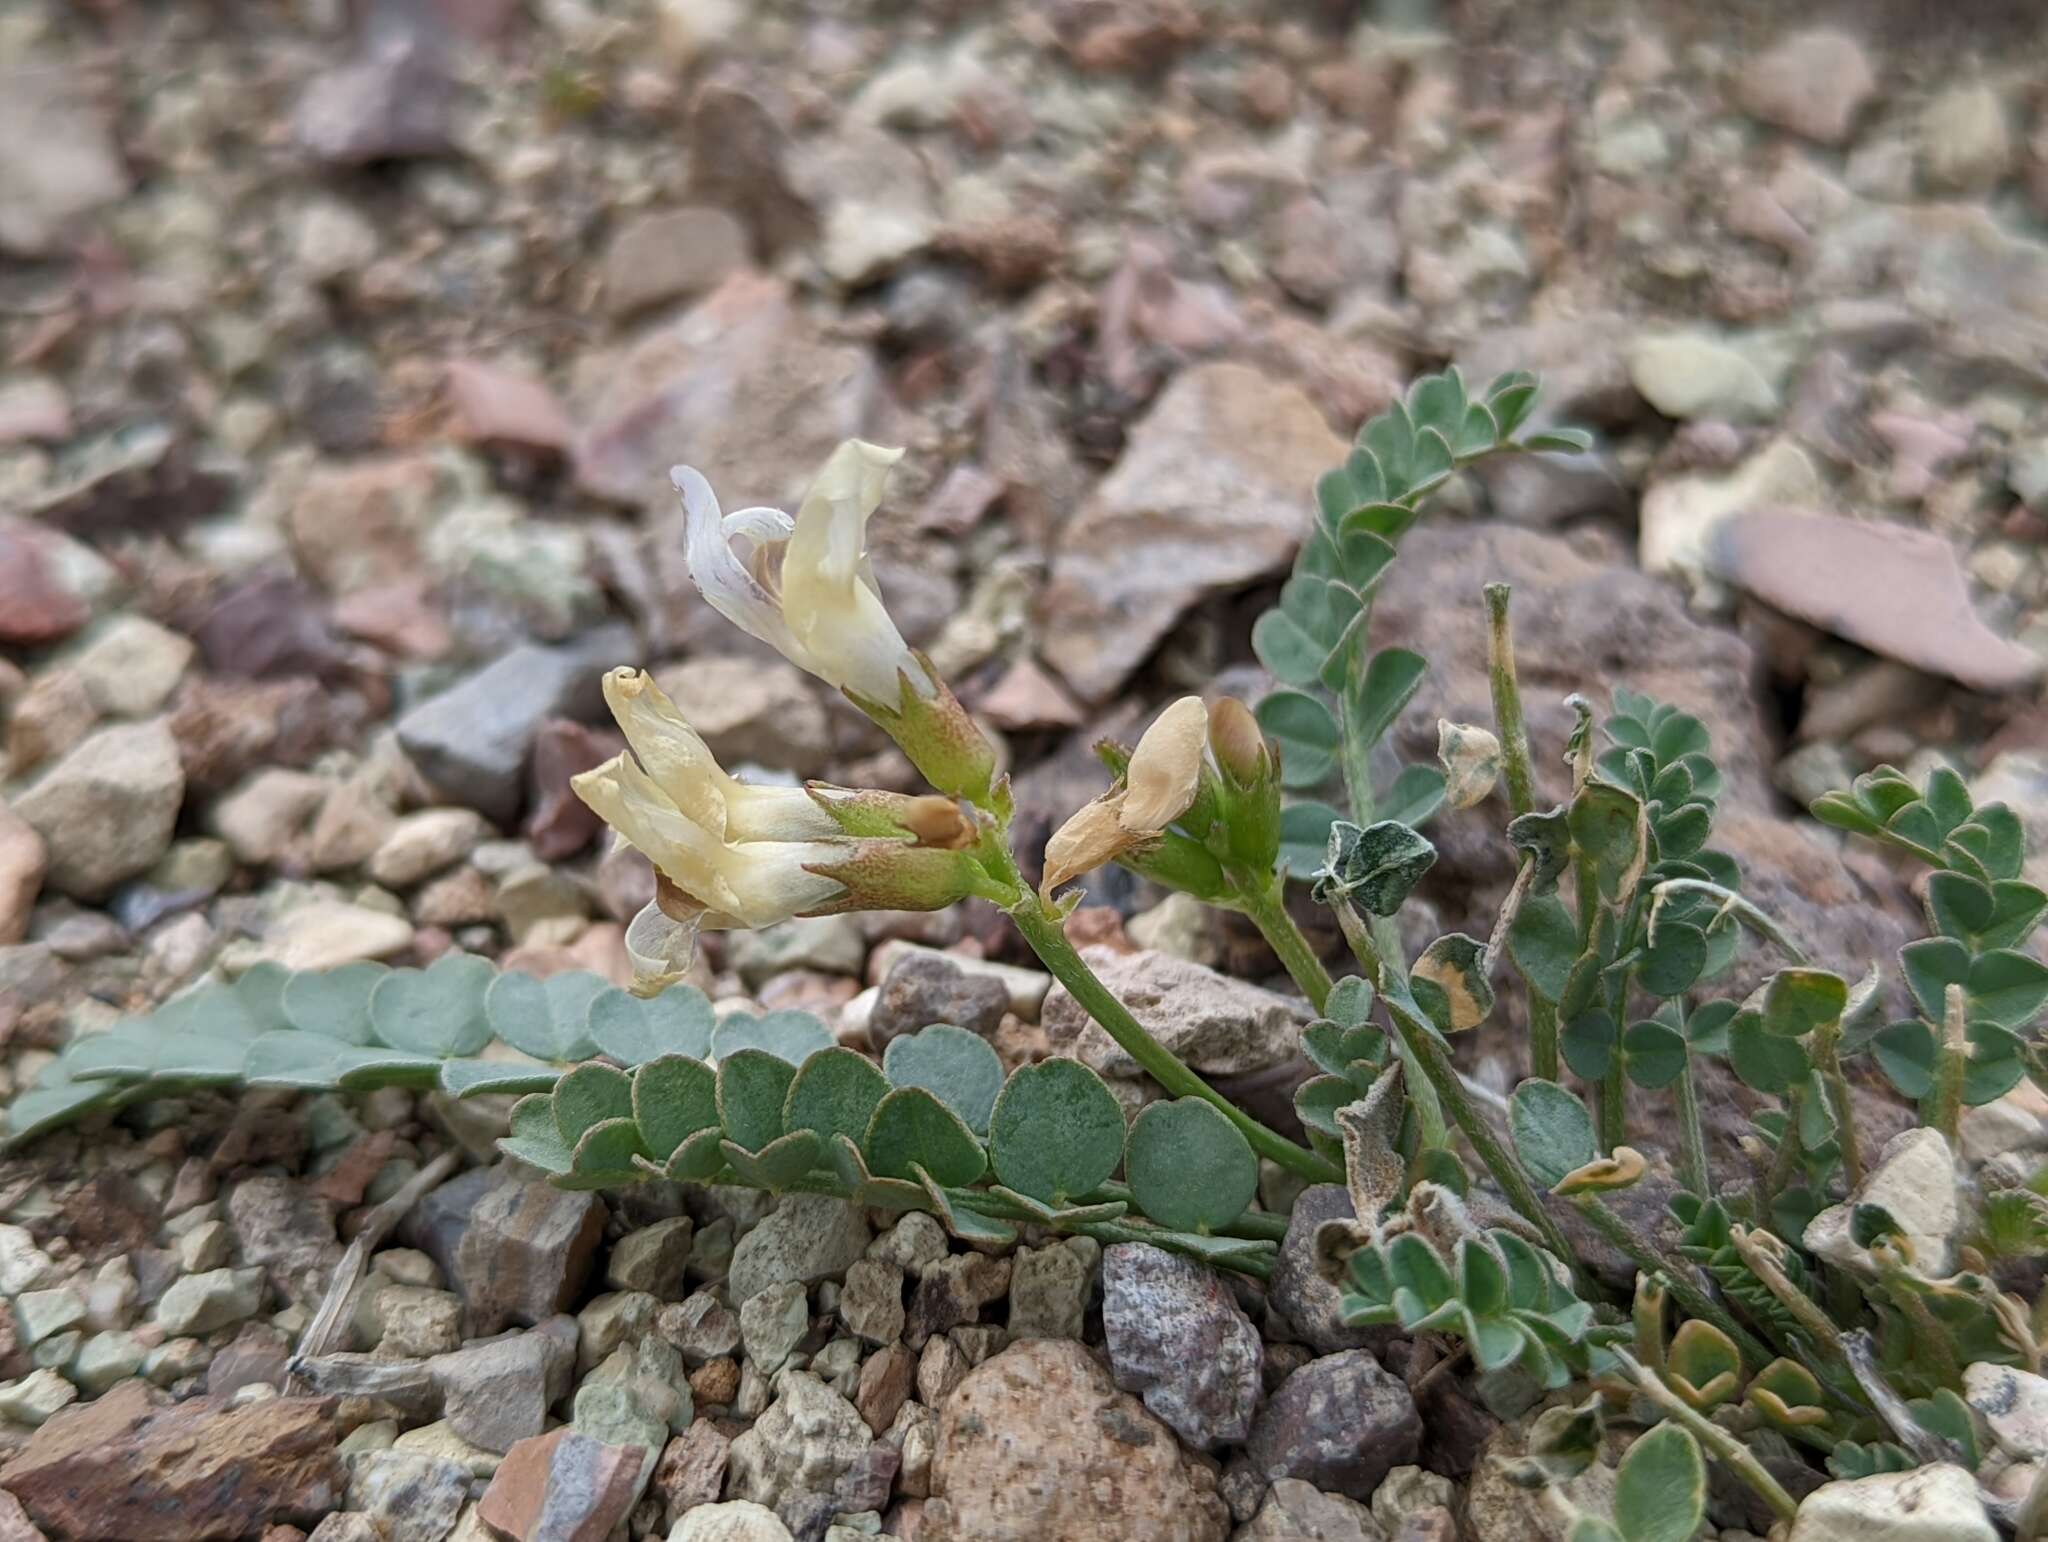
1346,905,1588,1289
1005,880,1340,1185
1484,586,1557,1081
1756,1087,1805,1224
1573,1196,1773,1370
1237,880,1334,1013
1648,879,1810,965
1672,1002,1711,1197
1811,1018,1865,1189
1334,907,1449,1153
1612,1349,1800,1524
1931,982,1967,1144
1483,583,1538,817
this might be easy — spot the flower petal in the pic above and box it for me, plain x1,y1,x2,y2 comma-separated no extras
599,668,731,835
779,440,926,703
715,839,848,927
1121,696,1209,832
571,753,746,917
1041,790,1134,904
722,780,843,843
675,464,805,661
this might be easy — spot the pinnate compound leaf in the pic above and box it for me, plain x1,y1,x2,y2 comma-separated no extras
439,1058,559,1098
1124,1098,1257,1234
588,985,715,1066
987,1057,1125,1206
1622,1020,1687,1089
369,953,495,1057
865,1087,987,1188
280,962,386,1045
1509,1080,1597,1190
882,1025,1004,1137
785,1047,891,1149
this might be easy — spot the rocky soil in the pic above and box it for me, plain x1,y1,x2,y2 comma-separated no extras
4,0,2048,1538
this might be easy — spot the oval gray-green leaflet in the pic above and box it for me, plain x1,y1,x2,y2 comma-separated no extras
716,1049,796,1153
631,1055,719,1161
368,953,495,1057
712,1010,834,1066
987,1057,1124,1207
281,963,387,1044
881,1025,1004,1137
864,1086,986,1188
1508,1079,1596,1191
784,1047,890,1149
1124,1098,1257,1234
587,985,713,1065
552,1062,635,1146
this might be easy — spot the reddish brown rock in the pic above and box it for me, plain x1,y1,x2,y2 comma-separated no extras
446,359,575,452
652,1420,732,1524
0,1488,43,1541
0,527,87,645
1706,510,2042,693
974,659,1082,732
0,1383,340,1541
571,272,882,516
856,1343,917,1436
478,1427,642,1542
525,718,623,861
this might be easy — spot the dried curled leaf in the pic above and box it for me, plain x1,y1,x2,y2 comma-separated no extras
1437,719,1502,810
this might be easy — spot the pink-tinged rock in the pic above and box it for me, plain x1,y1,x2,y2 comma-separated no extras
287,454,446,594
525,718,623,861
0,1382,340,1541
0,527,88,645
1735,28,1878,146
197,573,352,681
0,801,45,946
0,377,71,445
0,64,131,257
973,658,1082,731
1869,409,1973,501
331,578,453,660
0,1489,46,1541
571,272,883,515
446,359,575,452
922,1338,1228,1542
914,464,1005,537
1038,362,1345,703
477,1427,643,1542
1706,510,2043,693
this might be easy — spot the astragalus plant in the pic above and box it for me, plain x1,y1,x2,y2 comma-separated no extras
16,369,2046,1540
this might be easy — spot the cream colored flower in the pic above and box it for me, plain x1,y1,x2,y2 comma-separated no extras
1040,696,1209,901
571,669,847,930
677,439,927,705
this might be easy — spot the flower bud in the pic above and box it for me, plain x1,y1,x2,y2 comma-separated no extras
807,786,979,849
1553,1145,1647,1196
1207,697,1269,788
